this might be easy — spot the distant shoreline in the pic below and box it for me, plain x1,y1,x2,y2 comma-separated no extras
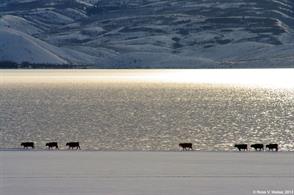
1,61,294,69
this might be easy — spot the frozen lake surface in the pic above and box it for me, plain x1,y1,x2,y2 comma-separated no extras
1,151,293,195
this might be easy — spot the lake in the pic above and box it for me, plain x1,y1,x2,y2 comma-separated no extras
0,69,294,151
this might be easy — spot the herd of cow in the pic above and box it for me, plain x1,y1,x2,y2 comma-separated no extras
234,143,278,151
20,141,279,151
20,142,80,150
178,143,279,151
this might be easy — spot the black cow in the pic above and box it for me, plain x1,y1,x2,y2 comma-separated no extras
179,143,193,151
234,144,248,151
251,144,264,151
21,142,34,149
66,142,80,150
266,144,278,151
46,142,59,150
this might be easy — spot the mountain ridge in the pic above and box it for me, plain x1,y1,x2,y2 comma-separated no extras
0,0,294,68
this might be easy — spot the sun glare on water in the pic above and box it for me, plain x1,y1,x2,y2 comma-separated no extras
1,69,294,89
141,69,294,88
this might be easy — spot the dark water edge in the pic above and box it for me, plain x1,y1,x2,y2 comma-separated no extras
1,61,294,69
0,61,95,69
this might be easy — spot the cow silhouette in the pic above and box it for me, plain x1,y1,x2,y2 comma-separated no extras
46,142,59,150
234,144,248,151
251,144,264,151
21,142,34,149
66,142,80,150
179,143,193,151
266,144,278,151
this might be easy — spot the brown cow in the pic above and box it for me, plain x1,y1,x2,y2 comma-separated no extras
21,142,34,149
179,143,193,151
266,144,278,151
66,142,80,150
234,144,248,151
46,142,59,150
251,144,264,151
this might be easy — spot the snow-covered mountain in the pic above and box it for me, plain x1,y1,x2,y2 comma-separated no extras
0,0,294,68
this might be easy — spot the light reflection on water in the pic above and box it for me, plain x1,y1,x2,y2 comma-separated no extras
0,69,294,151
2,69,294,88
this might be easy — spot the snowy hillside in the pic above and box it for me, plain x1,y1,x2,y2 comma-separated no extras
0,0,294,68
0,27,67,64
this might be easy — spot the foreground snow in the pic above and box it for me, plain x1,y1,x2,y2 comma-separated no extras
1,151,293,195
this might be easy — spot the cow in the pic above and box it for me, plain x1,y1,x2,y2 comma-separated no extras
234,144,248,151
46,142,59,150
66,142,80,150
251,144,264,151
266,144,278,151
21,142,34,149
179,143,193,151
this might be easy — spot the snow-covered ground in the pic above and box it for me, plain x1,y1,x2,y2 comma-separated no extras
1,151,293,195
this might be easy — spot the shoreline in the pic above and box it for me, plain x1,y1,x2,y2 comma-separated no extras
1,149,293,153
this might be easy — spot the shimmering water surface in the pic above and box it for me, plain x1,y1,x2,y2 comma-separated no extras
1,70,294,151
